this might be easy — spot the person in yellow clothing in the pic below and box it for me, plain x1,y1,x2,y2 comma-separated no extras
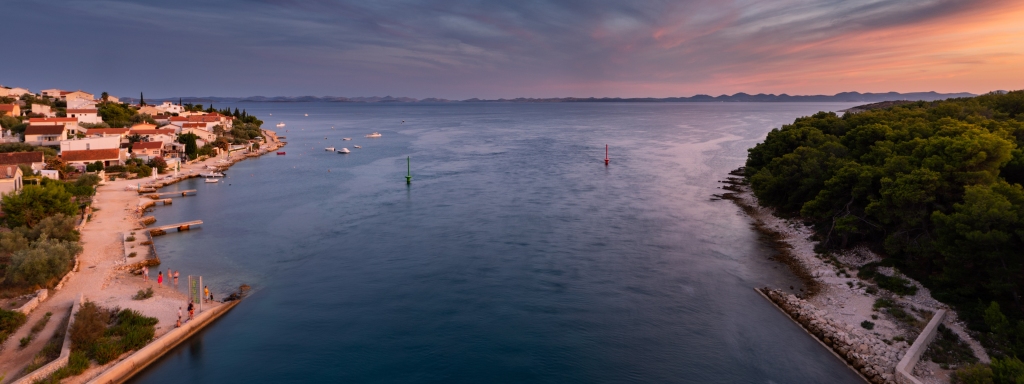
204,286,210,303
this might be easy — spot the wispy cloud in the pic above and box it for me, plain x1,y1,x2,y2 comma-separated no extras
2,0,1022,97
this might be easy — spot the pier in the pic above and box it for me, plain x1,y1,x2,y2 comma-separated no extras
148,220,203,236
144,189,197,198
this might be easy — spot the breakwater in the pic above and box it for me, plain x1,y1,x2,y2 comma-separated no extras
759,287,907,384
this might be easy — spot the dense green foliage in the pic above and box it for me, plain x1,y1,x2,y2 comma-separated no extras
97,102,137,127
0,142,56,157
745,91,1024,356
70,302,158,365
1,183,78,228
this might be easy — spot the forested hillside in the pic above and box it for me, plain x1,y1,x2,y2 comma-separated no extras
745,91,1024,358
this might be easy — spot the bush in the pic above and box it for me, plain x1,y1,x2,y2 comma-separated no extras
19,334,33,347
132,287,153,300
861,320,875,330
91,337,121,364
69,301,110,350
953,364,994,384
128,252,137,258
125,236,136,242
1,183,78,228
4,238,81,287
0,308,28,344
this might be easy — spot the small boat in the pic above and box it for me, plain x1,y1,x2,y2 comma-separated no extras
205,178,218,183
337,148,350,154
365,132,381,138
276,122,285,127
199,172,224,178
353,145,361,149
325,147,335,151
277,152,286,155
304,114,309,116
342,138,352,141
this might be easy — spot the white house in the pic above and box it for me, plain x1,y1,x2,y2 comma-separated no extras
1,87,31,97
28,117,79,135
67,108,102,124
182,126,216,142
40,89,65,98
60,136,121,152
23,125,68,145
129,129,176,144
0,165,23,195
62,148,127,168
67,98,98,109
154,101,184,114
31,104,56,117
61,90,94,102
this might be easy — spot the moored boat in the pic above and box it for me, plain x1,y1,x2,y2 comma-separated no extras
365,132,381,138
277,152,286,155
276,122,285,127
325,147,335,151
337,148,350,154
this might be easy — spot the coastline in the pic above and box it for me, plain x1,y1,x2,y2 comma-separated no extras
721,171,989,384
0,130,284,383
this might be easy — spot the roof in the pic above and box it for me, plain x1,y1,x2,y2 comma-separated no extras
0,165,21,179
130,129,175,135
0,104,17,112
61,148,121,162
128,123,157,130
86,128,129,135
182,123,207,128
24,125,67,135
66,109,97,113
132,141,164,150
169,116,188,121
28,117,77,123
0,151,44,165
188,116,221,122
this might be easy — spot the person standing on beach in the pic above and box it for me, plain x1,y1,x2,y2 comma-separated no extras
173,270,179,285
187,302,195,320
204,286,210,303
142,266,148,281
158,271,163,287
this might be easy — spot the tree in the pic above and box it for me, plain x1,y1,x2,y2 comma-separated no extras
98,102,137,127
146,157,167,173
126,134,143,148
178,133,199,159
4,237,81,287
1,183,78,228
101,92,109,101
140,92,145,106
45,156,68,180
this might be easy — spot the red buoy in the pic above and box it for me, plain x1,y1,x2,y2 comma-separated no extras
604,144,609,165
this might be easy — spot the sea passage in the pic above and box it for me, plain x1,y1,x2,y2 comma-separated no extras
133,102,864,383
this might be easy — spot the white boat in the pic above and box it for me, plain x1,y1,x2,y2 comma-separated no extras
337,148,350,154
325,147,335,151
276,122,285,127
342,138,352,141
199,172,224,178
365,132,381,138
353,145,361,149
304,114,308,116
205,178,218,183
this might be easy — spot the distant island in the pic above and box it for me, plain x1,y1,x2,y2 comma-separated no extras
127,91,979,104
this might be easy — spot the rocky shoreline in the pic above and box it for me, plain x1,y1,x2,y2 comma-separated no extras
719,170,989,384
760,287,906,383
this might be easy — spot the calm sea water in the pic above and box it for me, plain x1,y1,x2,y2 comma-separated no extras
131,102,863,383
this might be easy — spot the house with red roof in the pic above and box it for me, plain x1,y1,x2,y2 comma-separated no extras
24,125,68,145
0,151,46,171
67,108,102,124
0,104,20,117
131,141,164,159
61,148,126,168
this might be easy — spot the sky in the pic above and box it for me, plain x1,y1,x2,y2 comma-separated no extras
3,0,1024,99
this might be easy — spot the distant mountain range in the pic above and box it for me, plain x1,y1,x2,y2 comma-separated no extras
130,91,976,104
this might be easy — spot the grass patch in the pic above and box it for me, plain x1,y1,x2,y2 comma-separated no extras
132,287,153,300
19,334,33,347
858,262,917,296
925,324,979,370
861,320,875,330
0,307,28,344
31,311,53,333
125,236,136,242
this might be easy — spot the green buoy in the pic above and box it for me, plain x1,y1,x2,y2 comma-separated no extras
405,156,412,184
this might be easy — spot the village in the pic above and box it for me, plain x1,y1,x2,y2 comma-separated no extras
0,84,262,192
0,84,283,384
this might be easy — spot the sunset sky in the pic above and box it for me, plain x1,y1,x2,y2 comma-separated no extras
4,0,1024,99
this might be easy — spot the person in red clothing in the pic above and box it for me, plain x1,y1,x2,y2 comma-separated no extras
157,271,163,287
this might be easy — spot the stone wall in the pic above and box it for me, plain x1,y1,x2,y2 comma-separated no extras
759,288,906,384
13,294,84,384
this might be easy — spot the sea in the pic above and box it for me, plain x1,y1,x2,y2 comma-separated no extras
131,102,864,383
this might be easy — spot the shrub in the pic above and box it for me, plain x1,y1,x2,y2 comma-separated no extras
952,364,994,384
125,236,136,242
30,312,52,333
861,320,875,330
0,308,28,344
4,238,81,287
991,356,1024,384
69,301,110,350
19,334,32,347
132,287,153,300
91,337,121,364
128,252,137,258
